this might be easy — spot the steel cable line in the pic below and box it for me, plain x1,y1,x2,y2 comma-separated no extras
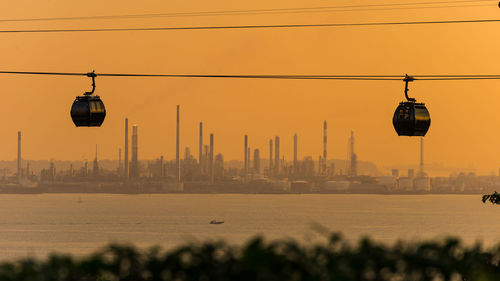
0,70,500,81
0,0,494,22
1,18,500,33
222,4,493,16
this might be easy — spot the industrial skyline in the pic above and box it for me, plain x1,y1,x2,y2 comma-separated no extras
5,123,498,195
6,104,488,178
7,105,500,195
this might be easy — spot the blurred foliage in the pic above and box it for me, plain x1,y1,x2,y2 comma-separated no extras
1,234,500,281
483,191,500,205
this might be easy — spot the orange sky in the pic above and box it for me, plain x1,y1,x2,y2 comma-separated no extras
0,0,499,174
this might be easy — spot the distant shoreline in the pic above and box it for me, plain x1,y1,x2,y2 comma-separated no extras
0,191,485,195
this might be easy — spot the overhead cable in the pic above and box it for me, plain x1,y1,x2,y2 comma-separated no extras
0,0,494,22
0,18,499,33
0,70,500,81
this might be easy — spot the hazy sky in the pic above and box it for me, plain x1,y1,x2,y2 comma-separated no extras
0,0,499,173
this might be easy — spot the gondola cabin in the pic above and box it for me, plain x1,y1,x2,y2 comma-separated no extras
70,95,106,127
393,102,430,136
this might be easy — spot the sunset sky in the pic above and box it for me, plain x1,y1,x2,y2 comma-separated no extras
0,0,499,174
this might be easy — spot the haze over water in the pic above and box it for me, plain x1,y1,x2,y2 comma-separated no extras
0,194,498,260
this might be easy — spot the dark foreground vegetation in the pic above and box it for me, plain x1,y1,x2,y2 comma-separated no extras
483,191,500,205
2,234,500,281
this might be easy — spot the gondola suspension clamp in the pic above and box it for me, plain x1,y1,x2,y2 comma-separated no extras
404,74,415,102
84,71,96,96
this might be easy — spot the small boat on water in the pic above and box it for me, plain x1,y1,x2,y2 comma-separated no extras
209,220,224,224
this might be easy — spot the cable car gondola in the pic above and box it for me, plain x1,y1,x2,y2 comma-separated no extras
392,75,431,136
70,71,106,127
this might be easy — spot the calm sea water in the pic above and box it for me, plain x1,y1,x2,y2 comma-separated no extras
0,194,499,260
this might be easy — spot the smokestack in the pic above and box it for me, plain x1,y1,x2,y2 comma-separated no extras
124,118,129,179
293,134,298,172
131,125,139,177
323,121,327,174
93,144,99,176
199,122,203,175
420,137,424,177
203,145,209,175
254,149,260,174
248,147,251,174
160,155,165,177
176,105,181,182
118,148,122,174
269,139,273,176
274,136,280,176
318,156,322,175
17,131,21,181
244,135,248,179
209,133,214,183
349,131,357,177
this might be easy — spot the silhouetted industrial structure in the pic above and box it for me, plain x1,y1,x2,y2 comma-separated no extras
93,144,99,176
244,135,248,180
4,105,496,195
17,131,21,182
323,121,327,175
199,122,203,175
214,153,224,181
269,139,273,176
293,134,298,174
176,105,181,182
130,125,139,178
124,118,129,179
419,137,425,177
209,133,214,183
253,149,260,174
274,136,280,176
118,148,122,176
348,131,357,177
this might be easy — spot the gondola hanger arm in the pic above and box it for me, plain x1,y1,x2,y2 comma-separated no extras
84,70,96,95
404,74,416,102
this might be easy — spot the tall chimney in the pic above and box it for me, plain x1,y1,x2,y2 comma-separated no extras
318,155,322,175
269,139,273,176
323,121,327,175
124,118,129,179
244,135,248,179
420,137,424,177
160,155,165,177
293,134,298,172
274,136,280,176
93,144,99,176
131,125,139,177
17,131,21,181
254,149,260,174
118,148,122,174
176,105,181,182
199,122,203,175
248,147,251,174
209,133,214,183
349,131,357,177
203,145,209,175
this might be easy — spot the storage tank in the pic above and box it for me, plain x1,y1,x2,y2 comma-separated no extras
323,181,350,192
414,177,430,192
378,175,398,191
398,177,413,191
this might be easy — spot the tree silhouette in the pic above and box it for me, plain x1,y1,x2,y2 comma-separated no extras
482,191,500,205
0,235,500,280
